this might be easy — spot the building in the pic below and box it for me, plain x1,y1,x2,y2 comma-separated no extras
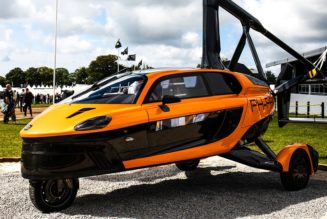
266,46,327,115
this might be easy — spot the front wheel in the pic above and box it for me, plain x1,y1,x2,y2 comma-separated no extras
280,149,311,191
176,159,200,171
29,178,79,213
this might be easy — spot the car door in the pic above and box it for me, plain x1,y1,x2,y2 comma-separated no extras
140,72,235,157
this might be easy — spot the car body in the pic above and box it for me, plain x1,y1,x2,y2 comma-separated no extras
21,68,276,179
20,0,320,212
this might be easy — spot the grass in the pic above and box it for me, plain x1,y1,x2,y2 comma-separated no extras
0,116,326,164
262,117,327,164
0,119,31,157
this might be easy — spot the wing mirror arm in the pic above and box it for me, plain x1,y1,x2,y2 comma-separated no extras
159,95,181,112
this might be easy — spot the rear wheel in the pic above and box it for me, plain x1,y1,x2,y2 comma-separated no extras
29,178,79,213
176,159,200,171
280,149,311,191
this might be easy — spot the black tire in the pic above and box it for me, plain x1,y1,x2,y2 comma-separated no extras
176,159,200,171
280,149,311,191
29,178,79,213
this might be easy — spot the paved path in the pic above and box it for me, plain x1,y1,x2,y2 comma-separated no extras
0,107,46,121
1,157,327,218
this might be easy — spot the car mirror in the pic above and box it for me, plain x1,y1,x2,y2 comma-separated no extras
160,95,181,112
162,95,181,104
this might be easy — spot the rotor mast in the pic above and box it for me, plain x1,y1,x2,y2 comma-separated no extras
201,0,318,84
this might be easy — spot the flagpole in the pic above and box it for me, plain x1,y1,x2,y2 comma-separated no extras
117,48,120,72
53,0,58,104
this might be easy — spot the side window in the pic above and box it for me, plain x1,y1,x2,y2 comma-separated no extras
147,75,209,102
204,73,242,95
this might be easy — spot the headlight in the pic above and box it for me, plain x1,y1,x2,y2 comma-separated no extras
74,116,111,131
23,123,32,131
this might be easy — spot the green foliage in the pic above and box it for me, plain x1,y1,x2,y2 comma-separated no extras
55,68,70,87
87,54,123,83
38,66,53,86
2,53,129,87
0,76,6,87
265,70,276,84
73,67,89,84
5,67,25,87
25,67,40,86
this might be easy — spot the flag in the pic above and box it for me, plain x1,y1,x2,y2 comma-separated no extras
115,39,122,49
127,54,136,61
137,60,143,68
121,47,128,55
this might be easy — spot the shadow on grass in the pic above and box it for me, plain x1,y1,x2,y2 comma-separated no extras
64,165,327,218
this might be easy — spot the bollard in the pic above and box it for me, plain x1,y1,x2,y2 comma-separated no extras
322,102,325,118
307,101,310,118
295,101,298,117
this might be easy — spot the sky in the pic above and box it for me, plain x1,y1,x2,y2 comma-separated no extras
0,0,326,76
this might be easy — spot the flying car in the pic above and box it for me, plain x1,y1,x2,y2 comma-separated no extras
21,0,319,213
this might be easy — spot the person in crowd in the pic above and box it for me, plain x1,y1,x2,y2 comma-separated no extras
15,91,21,108
23,88,34,118
35,93,40,104
13,90,17,107
3,84,16,124
20,89,25,112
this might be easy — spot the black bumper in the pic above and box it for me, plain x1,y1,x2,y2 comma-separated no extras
21,139,124,180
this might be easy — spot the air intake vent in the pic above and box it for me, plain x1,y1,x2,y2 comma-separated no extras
66,108,95,119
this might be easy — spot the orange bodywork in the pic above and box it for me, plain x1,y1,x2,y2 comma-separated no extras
20,69,275,170
276,143,315,175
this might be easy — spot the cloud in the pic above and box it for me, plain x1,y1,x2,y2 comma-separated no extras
0,0,34,19
2,55,10,62
235,0,327,66
0,0,326,76
57,36,92,54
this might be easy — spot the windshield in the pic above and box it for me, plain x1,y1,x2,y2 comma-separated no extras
64,74,146,104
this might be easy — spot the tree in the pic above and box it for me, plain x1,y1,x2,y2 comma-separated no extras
55,68,70,87
74,67,89,84
38,67,53,86
6,67,25,87
87,54,124,83
266,70,277,84
25,67,40,86
0,76,6,87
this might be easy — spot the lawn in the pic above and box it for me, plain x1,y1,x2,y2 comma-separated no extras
262,117,327,164
0,119,31,157
0,117,326,164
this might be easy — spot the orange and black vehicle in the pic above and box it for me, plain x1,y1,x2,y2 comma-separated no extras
21,0,320,213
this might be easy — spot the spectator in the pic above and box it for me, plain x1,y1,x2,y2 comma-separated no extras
13,90,17,107
23,88,34,118
3,84,16,124
19,89,25,112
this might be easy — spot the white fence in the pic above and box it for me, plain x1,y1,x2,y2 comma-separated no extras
290,93,327,116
